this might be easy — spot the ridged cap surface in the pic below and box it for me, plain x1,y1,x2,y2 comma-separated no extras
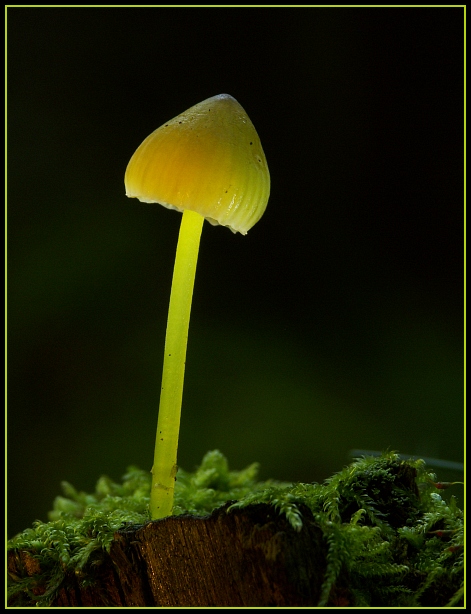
125,94,270,234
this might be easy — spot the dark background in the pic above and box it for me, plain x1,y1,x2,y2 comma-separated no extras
7,7,464,538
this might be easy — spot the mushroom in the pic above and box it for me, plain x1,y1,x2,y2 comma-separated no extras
125,94,270,519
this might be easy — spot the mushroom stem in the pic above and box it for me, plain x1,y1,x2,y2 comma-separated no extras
150,208,205,519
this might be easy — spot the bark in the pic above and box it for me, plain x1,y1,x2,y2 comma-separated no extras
8,502,330,607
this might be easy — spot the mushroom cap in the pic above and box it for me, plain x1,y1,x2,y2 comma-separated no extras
125,94,270,234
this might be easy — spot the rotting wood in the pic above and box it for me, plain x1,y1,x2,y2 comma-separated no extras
9,502,329,607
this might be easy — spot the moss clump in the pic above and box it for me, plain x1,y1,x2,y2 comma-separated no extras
7,450,463,607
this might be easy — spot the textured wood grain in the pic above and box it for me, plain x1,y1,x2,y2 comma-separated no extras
9,503,328,607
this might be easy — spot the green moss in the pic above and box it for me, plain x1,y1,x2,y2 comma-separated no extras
7,451,463,607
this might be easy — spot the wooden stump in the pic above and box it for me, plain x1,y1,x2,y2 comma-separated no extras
9,456,463,607
8,502,329,607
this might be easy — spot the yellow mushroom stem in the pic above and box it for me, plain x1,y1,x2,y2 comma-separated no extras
150,209,205,519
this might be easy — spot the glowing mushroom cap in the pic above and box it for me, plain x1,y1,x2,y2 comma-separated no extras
125,94,270,234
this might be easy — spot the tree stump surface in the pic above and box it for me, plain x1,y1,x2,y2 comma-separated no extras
9,502,329,607
8,458,463,607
